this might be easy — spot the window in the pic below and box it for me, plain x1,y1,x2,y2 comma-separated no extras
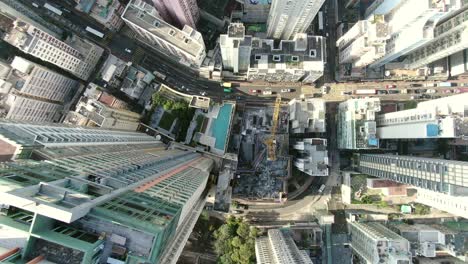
291,56,299,62
309,49,316,57
154,21,160,27
273,55,281,62
169,29,175,36
255,55,261,60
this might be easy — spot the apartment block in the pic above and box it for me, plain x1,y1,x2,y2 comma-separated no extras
0,13,103,80
219,23,252,74
152,0,199,29
377,93,468,139
122,0,206,68
405,6,468,69
348,221,411,264
0,146,214,263
267,0,325,40
76,0,125,31
255,229,313,264
337,98,380,150
289,97,326,134
0,57,80,122
293,138,329,176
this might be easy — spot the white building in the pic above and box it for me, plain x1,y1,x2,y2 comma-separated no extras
0,57,80,122
405,6,468,70
348,221,411,264
337,15,389,68
267,0,325,40
415,188,468,219
122,0,206,68
1,14,103,80
377,93,468,139
293,138,328,176
369,0,460,68
289,97,326,133
255,229,313,264
219,23,252,74
393,224,446,258
337,98,381,150
75,0,125,31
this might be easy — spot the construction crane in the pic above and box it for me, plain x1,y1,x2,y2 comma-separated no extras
265,95,281,161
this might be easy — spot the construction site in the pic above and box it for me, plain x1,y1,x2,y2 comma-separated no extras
232,97,292,202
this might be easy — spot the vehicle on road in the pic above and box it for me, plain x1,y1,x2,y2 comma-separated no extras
313,93,322,98
437,82,456,87
199,91,207,96
354,89,376,95
341,91,352,95
44,3,62,15
321,86,329,94
388,90,400,94
410,83,423,87
224,88,232,93
400,89,408,94
427,89,436,94
280,88,292,93
263,90,272,95
424,83,436,87
221,82,232,88
153,71,166,80
124,48,132,53
32,2,40,8
377,90,388,94
410,95,422,100
231,210,243,214
386,84,396,89
85,26,105,38
443,89,453,94
318,184,326,194
454,88,468,93
250,89,260,94
414,89,427,94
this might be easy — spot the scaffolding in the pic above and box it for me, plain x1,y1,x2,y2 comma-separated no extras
265,95,281,161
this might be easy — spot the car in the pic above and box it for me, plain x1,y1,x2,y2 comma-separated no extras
313,93,322,98
386,84,397,89
231,210,243,214
410,83,423,87
421,94,432,99
431,95,442,99
443,89,453,94
124,48,132,53
410,95,422,100
388,90,400,94
427,89,437,94
377,90,388,94
414,89,427,94
280,88,291,93
250,89,260,93
199,91,207,96
318,184,326,193
263,90,272,95
341,91,352,95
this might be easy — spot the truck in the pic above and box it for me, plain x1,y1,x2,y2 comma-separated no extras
354,89,376,95
85,26,105,38
221,82,232,88
153,70,167,80
44,3,62,16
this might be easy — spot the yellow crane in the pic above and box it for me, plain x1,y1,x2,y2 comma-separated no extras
265,95,281,161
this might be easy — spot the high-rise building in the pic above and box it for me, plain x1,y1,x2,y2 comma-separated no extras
0,57,81,122
75,0,125,31
289,97,326,134
0,144,214,263
0,13,103,81
266,0,326,40
122,0,206,68
376,93,468,139
255,229,313,264
349,221,411,264
220,23,326,83
337,98,380,150
219,23,252,74
336,15,389,69
152,0,199,29
292,138,328,176
405,6,468,70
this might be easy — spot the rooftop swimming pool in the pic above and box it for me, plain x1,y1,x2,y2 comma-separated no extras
211,103,233,151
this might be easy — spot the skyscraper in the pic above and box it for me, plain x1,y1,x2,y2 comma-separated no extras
122,0,206,68
0,57,81,122
152,0,200,29
0,12,103,81
0,120,214,263
266,0,326,40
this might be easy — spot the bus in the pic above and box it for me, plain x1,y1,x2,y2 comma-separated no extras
85,26,105,38
354,89,376,95
223,88,232,93
318,11,324,31
44,3,62,16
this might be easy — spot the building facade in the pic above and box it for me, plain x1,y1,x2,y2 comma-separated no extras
292,138,328,176
122,0,206,68
0,13,103,80
266,0,326,40
0,144,214,263
255,229,313,264
0,57,80,122
349,221,411,264
337,98,380,150
376,93,468,139
152,0,199,29
289,97,326,134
